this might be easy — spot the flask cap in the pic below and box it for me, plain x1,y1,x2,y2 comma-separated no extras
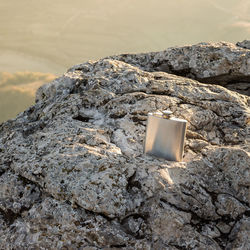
162,110,173,119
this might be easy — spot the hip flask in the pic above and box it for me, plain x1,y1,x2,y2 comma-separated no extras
144,110,187,161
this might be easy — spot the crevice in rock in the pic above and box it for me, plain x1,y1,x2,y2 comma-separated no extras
222,82,250,96
192,204,249,249
131,116,146,125
17,174,40,188
126,171,142,194
70,78,89,94
197,75,250,86
73,114,92,123
179,183,218,216
23,105,41,123
22,121,47,137
0,208,20,225
168,243,191,250
119,90,148,96
191,214,230,249
151,90,172,95
151,60,195,79
159,196,239,249
168,67,194,80
0,169,6,177
206,189,250,210
195,76,249,96
213,210,250,249
159,197,219,230
159,198,195,218
244,210,250,217
109,244,127,248
120,213,147,240
120,212,149,224
150,61,250,96
215,232,234,249
199,186,218,207
110,113,127,119
79,204,114,222
0,204,38,225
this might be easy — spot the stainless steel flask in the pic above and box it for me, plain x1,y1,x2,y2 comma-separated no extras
144,110,187,161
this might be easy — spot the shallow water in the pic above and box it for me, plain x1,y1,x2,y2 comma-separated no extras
0,0,249,122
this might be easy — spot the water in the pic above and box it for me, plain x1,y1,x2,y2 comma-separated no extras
0,0,249,122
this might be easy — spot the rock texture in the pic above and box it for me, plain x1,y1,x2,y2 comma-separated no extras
106,41,250,96
0,41,249,249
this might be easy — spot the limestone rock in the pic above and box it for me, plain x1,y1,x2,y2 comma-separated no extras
237,40,250,50
0,41,249,249
105,41,250,95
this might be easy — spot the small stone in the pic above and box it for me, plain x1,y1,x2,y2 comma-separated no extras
201,224,221,238
216,222,231,234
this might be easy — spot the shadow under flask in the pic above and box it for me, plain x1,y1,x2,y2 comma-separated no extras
144,110,187,162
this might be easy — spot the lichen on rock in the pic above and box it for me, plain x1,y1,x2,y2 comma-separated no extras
0,41,249,249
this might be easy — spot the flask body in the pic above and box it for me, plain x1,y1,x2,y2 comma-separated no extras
144,113,187,161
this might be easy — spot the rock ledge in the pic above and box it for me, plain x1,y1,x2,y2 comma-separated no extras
0,41,249,249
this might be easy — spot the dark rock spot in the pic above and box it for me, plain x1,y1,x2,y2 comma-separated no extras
73,115,91,122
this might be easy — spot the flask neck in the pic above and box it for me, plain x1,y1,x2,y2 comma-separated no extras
162,110,173,119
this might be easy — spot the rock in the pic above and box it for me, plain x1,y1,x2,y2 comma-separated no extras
224,82,250,96
237,40,250,50
226,217,250,250
0,41,249,249
105,41,250,96
216,194,247,219
216,221,232,234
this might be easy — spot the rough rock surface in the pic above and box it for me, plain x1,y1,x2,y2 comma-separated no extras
106,41,250,96
0,41,249,249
